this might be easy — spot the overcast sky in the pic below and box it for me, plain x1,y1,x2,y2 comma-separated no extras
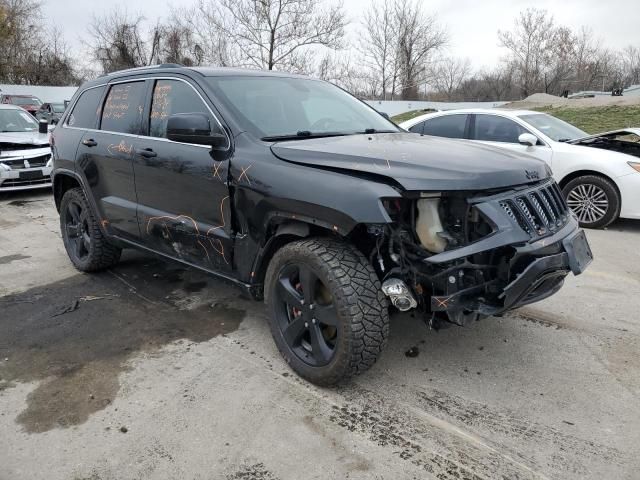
42,0,639,70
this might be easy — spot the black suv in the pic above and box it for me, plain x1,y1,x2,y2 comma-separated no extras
51,65,592,384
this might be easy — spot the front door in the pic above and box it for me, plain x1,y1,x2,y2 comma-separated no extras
471,114,553,167
133,78,233,272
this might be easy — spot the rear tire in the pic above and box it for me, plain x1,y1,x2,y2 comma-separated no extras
265,237,389,385
60,187,122,271
562,175,620,229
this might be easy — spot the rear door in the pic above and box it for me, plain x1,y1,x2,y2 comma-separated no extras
76,79,148,241
133,77,233,272
419,114,470,139
470,113,553,166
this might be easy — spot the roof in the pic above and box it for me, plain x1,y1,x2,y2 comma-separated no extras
399,108,546,128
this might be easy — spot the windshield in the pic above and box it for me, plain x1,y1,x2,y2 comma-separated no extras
52,104,66,113
519,113,587,142
0,108,39,132
11,97,42,107
206,76,399,139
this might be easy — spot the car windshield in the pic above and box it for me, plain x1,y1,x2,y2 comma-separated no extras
52,104,65,113
206,76,399,139
519,113,587,142
11,97,42,106
0,108,39,132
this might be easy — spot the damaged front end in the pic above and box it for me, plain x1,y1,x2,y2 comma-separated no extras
362,179,593,327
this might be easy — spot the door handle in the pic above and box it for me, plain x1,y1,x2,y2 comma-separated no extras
136,148,157,158
82,138,97,147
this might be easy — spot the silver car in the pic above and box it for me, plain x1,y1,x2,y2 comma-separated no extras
0,104,53,192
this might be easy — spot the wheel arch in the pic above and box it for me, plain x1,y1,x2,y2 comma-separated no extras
251,219,341,292
558,169,621,197
53,171,82,212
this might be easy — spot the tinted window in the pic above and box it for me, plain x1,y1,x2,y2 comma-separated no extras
409,122,424,134
100,82,146,134
67,86,105,129
473,114,528,143
423,115,468,139
149,80,214,138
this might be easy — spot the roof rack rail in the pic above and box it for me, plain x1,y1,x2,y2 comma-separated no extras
98,63,185,78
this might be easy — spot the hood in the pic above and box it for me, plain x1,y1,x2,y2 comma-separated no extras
568,128,640,144
271,133,550,191
566,128,640,160
0,131,49,148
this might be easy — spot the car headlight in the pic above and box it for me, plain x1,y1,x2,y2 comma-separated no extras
628,162,640,173
46,157,53,168
0,162,10,172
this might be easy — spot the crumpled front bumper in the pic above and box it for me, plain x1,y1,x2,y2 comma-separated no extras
429,218,592,316
423,180,593,317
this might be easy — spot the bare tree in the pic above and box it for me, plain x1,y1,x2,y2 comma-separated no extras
0,0,42,83
429,56,471,100
359,0,396,99
86,9,150,73
498,8,558,98
394,0,447,100
194,0,346,72
619,45,640,87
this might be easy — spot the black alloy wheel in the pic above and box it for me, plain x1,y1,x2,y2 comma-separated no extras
64,198,92,263
59,187,122,271
274,263,339,366
265,238,389,385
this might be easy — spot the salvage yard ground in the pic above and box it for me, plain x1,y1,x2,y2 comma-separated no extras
1,191,640,479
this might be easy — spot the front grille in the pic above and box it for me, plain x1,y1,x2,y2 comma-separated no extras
0,142,49,150
0,154,51,169
1,176,51,188
499,181,569,237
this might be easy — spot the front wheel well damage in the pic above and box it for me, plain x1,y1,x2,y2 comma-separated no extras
53,174,81,212
253,221,348,292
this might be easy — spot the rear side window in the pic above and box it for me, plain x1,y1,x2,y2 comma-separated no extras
67,86,105,129
100,82,146,134
409,121,425,134
423,114,468,139
149,79,215,138
473,115,528,143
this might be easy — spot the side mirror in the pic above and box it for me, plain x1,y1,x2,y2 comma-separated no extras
38,119,48,134
518,133,538,147
166,113,227,148
380,112,390,120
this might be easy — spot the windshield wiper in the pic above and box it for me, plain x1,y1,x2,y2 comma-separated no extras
261,131,349,142
359,128,397,134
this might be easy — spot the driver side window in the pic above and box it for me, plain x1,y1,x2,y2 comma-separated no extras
149,79,215,138
473,115,529,143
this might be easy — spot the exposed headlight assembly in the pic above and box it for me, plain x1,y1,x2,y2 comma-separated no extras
381,278,418,311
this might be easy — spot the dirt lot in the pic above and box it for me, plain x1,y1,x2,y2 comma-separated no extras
1,190,639,480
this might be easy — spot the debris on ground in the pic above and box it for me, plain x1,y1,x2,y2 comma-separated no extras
405,347,420,358
51,299,79,317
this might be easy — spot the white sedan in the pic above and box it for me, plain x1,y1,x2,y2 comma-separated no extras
0,104,53,192
400,108,640,228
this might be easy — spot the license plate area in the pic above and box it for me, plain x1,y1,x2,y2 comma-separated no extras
19,170,43,180
563,229,593,275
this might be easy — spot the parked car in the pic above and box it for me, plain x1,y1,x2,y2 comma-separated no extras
1,94,43,116
51,66,591,384
400,109,640,228
36,102,66,124
0,104,53,191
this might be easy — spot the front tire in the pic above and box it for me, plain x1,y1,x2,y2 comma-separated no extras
60,187,122,271
265,238,389,385
562,175,620,229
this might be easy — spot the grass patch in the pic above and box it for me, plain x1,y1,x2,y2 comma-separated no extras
536,106,640,134
391,109,436,124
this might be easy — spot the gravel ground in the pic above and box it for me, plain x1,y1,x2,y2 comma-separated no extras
1,190,639,480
